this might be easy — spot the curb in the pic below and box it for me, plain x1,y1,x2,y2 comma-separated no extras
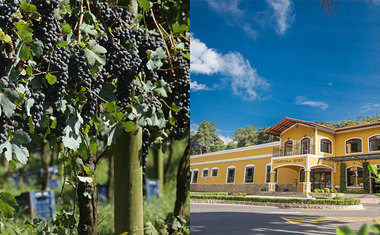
190,199,364,210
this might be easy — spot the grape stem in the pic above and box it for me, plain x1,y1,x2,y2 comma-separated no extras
150,9,172,65
85,86,108,103
78,0,85,43
54,18,62,35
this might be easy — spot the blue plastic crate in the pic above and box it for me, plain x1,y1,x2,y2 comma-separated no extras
97,184,108,203
16,191,56,220
146,179,161,199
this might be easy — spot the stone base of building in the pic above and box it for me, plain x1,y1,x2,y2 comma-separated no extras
190,183,297,194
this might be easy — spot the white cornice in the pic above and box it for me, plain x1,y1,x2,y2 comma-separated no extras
190,141,280,159
190,154,272,166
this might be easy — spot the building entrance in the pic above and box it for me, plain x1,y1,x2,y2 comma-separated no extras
311,168,332,190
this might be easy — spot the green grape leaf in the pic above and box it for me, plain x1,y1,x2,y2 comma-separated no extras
15,21,33,39
19,43,32,60
171,102,180,113
80,23,97,36
147,48,166,70
61,23,72,35
56,40,69,49
182,52,190,60
0,140,30,164
0,192,18,218
172,23,188,34
0,89,19,118
25,98,34,116
85,40,107,66
137,0,151,11
46,73,57,85
154,79,171,97
62,112,83,151
121,121,135,133
13,129,32,145
20,0,37,13
31,40,43,57
78,142,89,161
89,139,97,155
107,123,123,146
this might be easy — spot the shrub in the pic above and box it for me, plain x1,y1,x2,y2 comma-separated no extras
331,189,338,193
190,195,360,205
316,196,330,200
323,188,330,193
334,196,344,200
232,192,247,197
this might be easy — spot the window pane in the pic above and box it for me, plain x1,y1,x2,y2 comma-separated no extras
370,135,380,151
227,168,235,183
320,139,332,154
192,171,198,183
211,169,218,177
266,165,271,183
202,169,208,177
245,166,254,183
346,139,362,153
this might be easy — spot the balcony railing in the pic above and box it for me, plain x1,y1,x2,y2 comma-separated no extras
272,144,315,157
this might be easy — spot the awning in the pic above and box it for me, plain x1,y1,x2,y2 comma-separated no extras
323,153,380,162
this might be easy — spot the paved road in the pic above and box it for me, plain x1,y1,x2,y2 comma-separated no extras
190,203,380,235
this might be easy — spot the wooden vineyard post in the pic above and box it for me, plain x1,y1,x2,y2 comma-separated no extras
114,125,143,234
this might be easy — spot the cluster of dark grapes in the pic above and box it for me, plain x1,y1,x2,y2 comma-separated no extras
0,0,19,32
31,0,58,15
166,55,190,140
0,114,14,145
142,127,151,173
29,93,45,128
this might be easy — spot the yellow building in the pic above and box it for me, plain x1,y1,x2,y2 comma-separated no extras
190,117,380,194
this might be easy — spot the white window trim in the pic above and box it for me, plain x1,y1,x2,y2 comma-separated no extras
345,137,363,155
265,163,278,183
284,139,294,156
345,165,364,187
191,169,199,184
300,137,312,154
201,168,209,178
320,137,333,155
244,164,255,184
211,167,219,177
225,166,236,184
368,134,380,153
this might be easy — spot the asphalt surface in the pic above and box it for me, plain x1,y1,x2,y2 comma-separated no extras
190,203,380,235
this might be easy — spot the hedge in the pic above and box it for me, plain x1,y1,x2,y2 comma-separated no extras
363,162,370,193
340,162,347,192
190,195,361,205
190,192,229,196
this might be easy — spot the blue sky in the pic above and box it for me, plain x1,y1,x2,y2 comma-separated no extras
190,0,380,144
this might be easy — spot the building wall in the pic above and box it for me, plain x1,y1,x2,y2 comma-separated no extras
335,127,380,156
190,121,380,194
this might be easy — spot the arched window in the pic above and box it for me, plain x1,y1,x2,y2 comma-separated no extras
284,140,293,156
346,138,362,154
301,138,311,154
211,167,219,177
320,139,332,154
244,165,255,183
346,166,363,187
369,135,380,152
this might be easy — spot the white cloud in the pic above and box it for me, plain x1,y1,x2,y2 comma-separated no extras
190,81,209,91
219,135,233,145
191,36,270,101
295,96,328,110
190,123,199,132
266,0,295,35
360,103,380,113
206,0,244,17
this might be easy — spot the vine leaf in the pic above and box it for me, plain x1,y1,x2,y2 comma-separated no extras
172,23,188,34
137,0,151,11
0,192,18,218
77,176,93,184
0,129,31,164
62,112,83,151
85,40,107,66
0,89,19,118
147,48,166,70
46,73,57,85
20,0,37,13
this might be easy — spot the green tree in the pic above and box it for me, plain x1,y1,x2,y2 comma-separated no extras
257,127,279,144
210,139,226,152
233,125,258,147
226,141,237,150
193,121,219,154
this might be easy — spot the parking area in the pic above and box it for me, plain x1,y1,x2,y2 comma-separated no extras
190,203,380,235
